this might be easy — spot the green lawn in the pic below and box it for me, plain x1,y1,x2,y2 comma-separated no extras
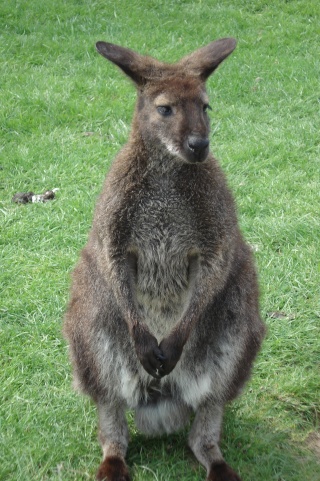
1,1,319,480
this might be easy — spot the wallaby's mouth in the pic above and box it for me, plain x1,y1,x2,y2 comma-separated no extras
184,136,210,163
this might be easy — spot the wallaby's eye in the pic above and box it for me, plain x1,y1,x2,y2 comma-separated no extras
157,106,173,117
203,104,212,113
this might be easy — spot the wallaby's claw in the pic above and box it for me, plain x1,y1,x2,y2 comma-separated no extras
156,352,165,362
149,347,166,379
140,349,164,379
133,326,165,378
158,335,184,377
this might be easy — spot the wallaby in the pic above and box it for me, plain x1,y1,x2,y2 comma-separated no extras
63,38,266,481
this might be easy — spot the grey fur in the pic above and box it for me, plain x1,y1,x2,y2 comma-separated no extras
63,38,266,481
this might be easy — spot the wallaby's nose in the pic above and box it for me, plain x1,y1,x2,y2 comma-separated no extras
187,136,209,162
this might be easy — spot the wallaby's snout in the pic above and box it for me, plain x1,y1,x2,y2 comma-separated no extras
186,135,210,163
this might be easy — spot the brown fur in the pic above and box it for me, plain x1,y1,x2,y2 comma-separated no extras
207,462,241,481
96,456,130,481
63,39,266,481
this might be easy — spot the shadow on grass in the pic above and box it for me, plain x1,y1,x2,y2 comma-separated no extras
125,407,319,481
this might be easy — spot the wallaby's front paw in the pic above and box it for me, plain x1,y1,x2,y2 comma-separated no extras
207,461,242,481
159,335,184,376
132,325,165,378
96,455,130,481
138,343,165,379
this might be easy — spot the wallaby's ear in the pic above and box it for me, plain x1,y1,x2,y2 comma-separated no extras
180,38,237,81
96,41,158,86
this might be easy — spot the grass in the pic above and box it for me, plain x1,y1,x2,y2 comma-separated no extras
1,0,319,480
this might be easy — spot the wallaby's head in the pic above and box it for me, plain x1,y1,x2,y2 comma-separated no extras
96,39,236,164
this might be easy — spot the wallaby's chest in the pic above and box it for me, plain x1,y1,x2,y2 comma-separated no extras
130,176,194,336
132,174,194,254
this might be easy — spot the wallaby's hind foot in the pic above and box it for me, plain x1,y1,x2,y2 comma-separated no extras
207,461,242,481
96,456,130,481
97,403,130,480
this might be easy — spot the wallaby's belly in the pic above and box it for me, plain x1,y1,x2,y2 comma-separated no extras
136,249,189,339
133,192,192,340
117,185,229,418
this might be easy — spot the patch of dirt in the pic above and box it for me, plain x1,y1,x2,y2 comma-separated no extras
306,432,320,461
267,311,296,320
